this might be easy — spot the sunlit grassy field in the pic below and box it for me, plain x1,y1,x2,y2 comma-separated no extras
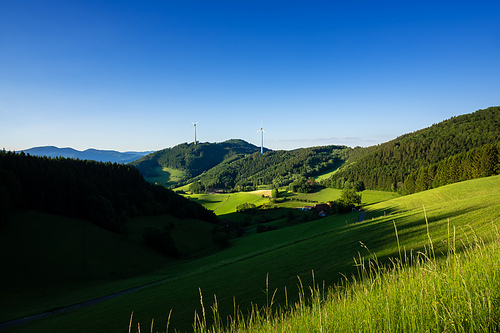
143,166,186,187
188,192,269,215
7,175,499,332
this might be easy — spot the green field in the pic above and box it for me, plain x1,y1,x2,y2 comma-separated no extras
188,192,270,215
187,187,399,216
4,175,499,332
144,166,186,187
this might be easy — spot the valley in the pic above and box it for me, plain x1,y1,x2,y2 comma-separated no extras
3,175,499,332
1,107,500,332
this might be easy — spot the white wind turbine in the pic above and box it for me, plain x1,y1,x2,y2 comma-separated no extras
255,119,266,154
191,121,199,145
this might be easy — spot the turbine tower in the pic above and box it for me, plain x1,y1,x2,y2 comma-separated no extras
255,119,266,154
191,121,199,145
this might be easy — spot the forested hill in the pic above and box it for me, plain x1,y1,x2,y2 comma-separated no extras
131,139,266,179
190,145,349,192
322,106,500,192
0,151,218,232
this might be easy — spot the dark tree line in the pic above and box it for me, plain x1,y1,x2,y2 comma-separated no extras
0,150,218,232
402,142,500,194
323,107,500,192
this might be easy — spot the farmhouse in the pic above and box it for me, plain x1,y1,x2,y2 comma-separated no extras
206,188,225,194
314,203,330,212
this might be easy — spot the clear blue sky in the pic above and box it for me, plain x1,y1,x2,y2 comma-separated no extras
1,0,499,152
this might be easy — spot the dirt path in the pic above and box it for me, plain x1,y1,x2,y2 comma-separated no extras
213,195,231,212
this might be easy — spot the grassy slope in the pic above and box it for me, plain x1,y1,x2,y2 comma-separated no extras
313,163,345,181
0,212,219,324
188,192,270,215
126,215,216,257
143,166,186,186
0,212,174,323
8,175,499,332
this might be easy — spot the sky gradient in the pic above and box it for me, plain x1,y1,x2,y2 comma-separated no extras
1,0,499,152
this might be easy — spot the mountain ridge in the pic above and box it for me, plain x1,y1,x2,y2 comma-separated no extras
21,146,153,164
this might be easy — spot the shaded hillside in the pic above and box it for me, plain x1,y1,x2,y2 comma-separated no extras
322,106,500,191
21,146,151,164
131,139,266,181
191,145,349,191
0,150,218,233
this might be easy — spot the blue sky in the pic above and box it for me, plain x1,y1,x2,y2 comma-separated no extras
1,0,499,152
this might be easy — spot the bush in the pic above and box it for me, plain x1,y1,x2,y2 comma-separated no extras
236,203,257,212
337,188,362,213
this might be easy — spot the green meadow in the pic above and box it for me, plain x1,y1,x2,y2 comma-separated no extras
188,192,269,215
4,175,499,332
144,166,186,187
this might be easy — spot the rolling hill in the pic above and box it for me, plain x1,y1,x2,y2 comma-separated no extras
2,106,500,332
130,139,266,183
190,145,348,191
132,107,500,194
6,175,499,332
322,106,500,191
133,140,349,190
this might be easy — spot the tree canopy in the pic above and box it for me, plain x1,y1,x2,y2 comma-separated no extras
0,150,218,233
322,107,500,192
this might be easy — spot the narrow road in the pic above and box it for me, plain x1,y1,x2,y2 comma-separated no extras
0,275,176,330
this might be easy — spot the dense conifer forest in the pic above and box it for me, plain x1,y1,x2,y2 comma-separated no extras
0,151,218,232
322,106,500,192
402,142,500,194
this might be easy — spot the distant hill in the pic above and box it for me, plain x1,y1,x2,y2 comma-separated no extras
132,139,349,191
192,145,349,191
131,139,267,181
21,146,152,164
322,106,500,192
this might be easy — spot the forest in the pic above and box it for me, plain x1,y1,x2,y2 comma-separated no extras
321,106,500,192
189,145,349,192
0,150,218,233
402,142,500,194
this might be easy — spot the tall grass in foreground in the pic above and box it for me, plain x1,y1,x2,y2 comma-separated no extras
136,222,500,333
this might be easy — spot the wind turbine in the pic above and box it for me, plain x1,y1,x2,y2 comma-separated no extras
255,119,266,154
191,121,199,145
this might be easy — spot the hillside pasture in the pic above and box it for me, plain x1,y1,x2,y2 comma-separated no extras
281,187,341,203
8,176,499,332
313,163,344,181
188,192,269,215
281,187,399,205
